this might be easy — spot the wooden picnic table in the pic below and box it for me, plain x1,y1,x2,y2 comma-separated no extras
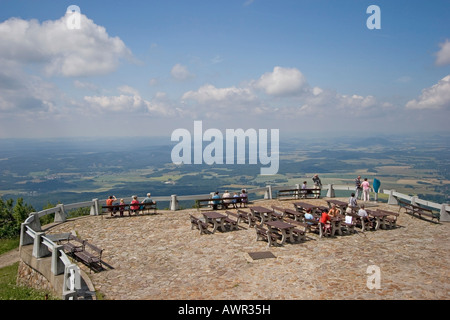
202,212,227,233
250,206,273,225
326,199,348,214
367,209,390,230
329,216,343,236
293,202,327,215
265,220,295,244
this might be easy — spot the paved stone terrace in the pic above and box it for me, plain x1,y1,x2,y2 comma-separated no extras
47,198,449,300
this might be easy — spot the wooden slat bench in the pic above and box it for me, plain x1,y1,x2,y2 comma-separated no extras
237,209,257,227
195,197,249,211
61,234,84,255
277,188,319,200
398,199,439,222
74,241,103,273
102,203,157,217
255,225,281,247
189,215,209,235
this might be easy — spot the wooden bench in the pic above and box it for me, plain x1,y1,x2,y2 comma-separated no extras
277,188,319,200
61,234,84,255
102,202,157,216
195,197,248,211
236,209,257,227
255,225,281,247
74,241,103,273
224,212,239,231
189,215,209,235
398,199,439,222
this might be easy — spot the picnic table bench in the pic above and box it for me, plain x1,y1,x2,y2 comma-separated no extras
375,209,399,228
255,225,281,247
190,215,209,235
236,209,258,227
195,196,249,211
277,188,320,200
398,199,439,222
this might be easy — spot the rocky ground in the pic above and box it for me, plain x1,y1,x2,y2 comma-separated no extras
25,198,450,300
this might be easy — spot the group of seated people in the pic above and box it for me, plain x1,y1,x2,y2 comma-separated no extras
211,189,248,210
106,193,157,217
317,192,373,235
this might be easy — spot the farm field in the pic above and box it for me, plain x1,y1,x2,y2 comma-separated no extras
0,134,448,210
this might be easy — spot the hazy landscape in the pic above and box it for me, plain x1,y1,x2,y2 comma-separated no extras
0,133,448,211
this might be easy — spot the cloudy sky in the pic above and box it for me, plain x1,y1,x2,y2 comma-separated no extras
0,0,449,139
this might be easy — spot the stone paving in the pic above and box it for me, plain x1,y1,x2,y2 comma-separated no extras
47,198,450,300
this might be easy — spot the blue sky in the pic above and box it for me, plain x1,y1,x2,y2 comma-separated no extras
0,0,449,139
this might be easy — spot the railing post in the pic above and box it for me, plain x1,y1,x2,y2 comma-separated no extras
264,185,272,200
54,204,67,223
388,190,398,205
411,196,417,206
90,198,99,216
326,184,335,198
170,194,179,211
20,223,34,246
51,245,65,275
63,264,81,300
28,212,42,232
32,232,50,258
440,204,450,222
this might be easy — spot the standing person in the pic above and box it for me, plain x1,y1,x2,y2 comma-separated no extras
301,181,308,198
312,174,322,198
355,176,362,200
361,178,370,202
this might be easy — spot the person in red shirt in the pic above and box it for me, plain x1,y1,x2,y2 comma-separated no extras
319,208,332,235
106,195,118,216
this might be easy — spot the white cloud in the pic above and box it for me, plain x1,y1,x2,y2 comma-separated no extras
252,66,307,96
84,86,177,117
0,14,132,77
405,75,450,110
182,84,256,104
171,63,194,81
435,39,450,66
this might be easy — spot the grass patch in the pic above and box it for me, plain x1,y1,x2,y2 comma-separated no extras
0,238,19,256
0,262,58,300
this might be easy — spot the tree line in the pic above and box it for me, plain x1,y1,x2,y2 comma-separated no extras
0,197,34,239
